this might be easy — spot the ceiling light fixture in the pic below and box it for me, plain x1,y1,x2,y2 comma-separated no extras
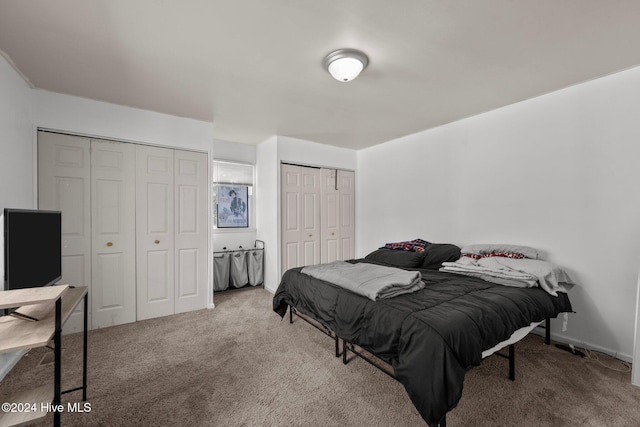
324,48,369,82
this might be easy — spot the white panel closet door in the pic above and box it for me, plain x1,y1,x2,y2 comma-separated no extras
174,150,208,314
91,139,136,328
136,145,175,320
301,167,321,266
38,131,91,333
281,164,320,272
338,170,355,260
321,169,340,264
281,164,301,272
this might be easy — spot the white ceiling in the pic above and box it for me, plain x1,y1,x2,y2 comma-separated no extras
1,1,640,149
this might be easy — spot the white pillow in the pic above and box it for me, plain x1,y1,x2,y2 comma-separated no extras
477,257,570,296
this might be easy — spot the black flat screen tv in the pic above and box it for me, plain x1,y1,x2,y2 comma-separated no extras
3,208,62,291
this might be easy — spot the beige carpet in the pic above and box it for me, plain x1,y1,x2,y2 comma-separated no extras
1,288,639,426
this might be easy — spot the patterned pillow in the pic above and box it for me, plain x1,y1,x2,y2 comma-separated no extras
383,238,430,253
460,244,539,260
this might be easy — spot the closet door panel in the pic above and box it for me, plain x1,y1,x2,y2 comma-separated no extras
147,183,171,232
285,193,299,229
95,253,123,307
177,249,198,296
321,169,341,263
301,190,320,265
303,242,317,266
281,164,320,272
178,187,198,232
281,165,301,272
339,170,356,261
174,150,208,313
136,145,175,320
284,242,299,271
91,140,136,328
146,250,171,300
57,178,85,241
300,168,320,266
38,131,91,333
303,194,316,230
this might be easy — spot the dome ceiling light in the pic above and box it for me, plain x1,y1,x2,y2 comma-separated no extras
324,48,369,82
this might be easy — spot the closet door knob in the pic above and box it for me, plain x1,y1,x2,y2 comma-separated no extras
331,232,335,236
308,234,313,237
106,242,113,247
154,240,160,244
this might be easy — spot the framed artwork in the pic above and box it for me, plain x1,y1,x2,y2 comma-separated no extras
217,184,249,228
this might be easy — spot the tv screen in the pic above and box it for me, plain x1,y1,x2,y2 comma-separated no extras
3,208,62,290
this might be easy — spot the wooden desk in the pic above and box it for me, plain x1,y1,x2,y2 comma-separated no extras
0,285,88,427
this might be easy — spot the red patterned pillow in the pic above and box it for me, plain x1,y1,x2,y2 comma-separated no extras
461,244,539,260
462,252,527,260
384,239,430,253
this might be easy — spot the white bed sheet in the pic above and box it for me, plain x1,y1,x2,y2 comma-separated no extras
481,320,543,359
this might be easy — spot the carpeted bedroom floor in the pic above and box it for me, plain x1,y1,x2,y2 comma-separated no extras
1,288,639,427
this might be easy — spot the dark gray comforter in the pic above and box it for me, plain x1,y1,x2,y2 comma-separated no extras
273,259,573,426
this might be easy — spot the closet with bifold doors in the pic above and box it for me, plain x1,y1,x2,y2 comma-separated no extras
37,131,208,332
281,163,355,273
135,144,209,321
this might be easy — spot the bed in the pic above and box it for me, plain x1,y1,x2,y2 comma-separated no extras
272,242,573,426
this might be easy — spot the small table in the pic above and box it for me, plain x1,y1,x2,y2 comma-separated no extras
0,285,88,427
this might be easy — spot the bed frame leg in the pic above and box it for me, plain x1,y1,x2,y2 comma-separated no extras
430,415,446,427
289,306,293,324
508,344,515,381
545,317,551,345
342,339,348,364
335,334,340,358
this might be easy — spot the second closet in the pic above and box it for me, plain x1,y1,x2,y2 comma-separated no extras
281,163,355,273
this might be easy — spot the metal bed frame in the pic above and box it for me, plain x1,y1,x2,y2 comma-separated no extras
288,304,552,427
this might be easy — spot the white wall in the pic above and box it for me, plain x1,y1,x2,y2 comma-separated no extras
0,55,33,210
0,54,33,380
357,66,640,361
256,136,357,293
34,90,212,152
278,136,357,171
212,138,256,164
255,137,279,292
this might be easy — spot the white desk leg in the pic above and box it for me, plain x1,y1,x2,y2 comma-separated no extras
82,293,88,401
54,297,62,427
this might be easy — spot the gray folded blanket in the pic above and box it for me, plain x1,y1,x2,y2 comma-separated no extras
301,261,424,301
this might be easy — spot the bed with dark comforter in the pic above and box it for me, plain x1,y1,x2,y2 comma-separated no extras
273,256,572,426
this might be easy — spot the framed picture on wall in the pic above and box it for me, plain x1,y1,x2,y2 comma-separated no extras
217,184,249,228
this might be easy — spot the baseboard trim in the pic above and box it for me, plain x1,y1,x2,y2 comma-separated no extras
532,328,632,363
